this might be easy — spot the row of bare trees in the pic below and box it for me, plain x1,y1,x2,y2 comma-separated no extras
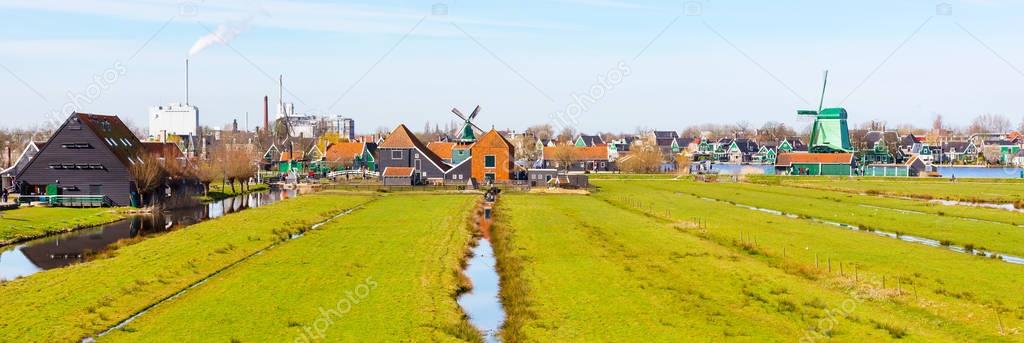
129,144,259,207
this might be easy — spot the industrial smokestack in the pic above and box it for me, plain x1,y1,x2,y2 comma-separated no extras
263,96,269,133
185,59,190,106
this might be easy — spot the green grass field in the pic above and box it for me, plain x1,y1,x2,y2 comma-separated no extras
102,194,479,342
495,193,1009,341
0,192,372,342
591,180,1024,341
753,176,1024,204
0,206,126,245
4,178,1024,342
666,181,1024,258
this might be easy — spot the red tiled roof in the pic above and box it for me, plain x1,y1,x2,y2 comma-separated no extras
426,142,456,160
382,166,415,177
141,142,185,160
280,151,305,161
476,129,514,149
775,152,854,166
543,145,609,161
325,142,364,162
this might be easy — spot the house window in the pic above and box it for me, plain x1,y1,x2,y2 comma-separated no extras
485,173,495,182
485,155,496,168
391,150,403,159
61,143,93,149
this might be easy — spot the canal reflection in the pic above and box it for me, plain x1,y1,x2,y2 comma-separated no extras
0,189,297,280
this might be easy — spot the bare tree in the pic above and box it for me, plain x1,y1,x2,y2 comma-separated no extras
618,143,663,173
131,153,166,207
556,127,577,144
969,114,1012,134
982,145,1003,165
193,158,219,196
528,124,554,140
551,144,579,170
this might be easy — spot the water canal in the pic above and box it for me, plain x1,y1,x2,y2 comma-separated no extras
0,188,298,281
689,194,1024,265
458,196,505,342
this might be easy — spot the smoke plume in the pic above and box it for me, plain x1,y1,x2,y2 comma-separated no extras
188,15,257,57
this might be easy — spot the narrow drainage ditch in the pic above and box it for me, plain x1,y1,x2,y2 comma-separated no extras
81,202,370,342
458,189,505,343
684,193,1024,266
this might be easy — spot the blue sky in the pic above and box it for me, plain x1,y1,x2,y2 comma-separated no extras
1,0,1022,134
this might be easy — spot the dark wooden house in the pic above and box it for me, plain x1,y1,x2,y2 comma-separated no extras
377,124,451,184
16,113,145,206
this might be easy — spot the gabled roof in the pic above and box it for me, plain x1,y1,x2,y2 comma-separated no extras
280,150,305,161
325,142,366,162
382,166,415,177
1,141,44,176
775,152,855,166
426,142,456,160
475,129,514,150
75,113,146,167
653,131,679,140
576,134,604,146
730,138,759,153
379,124,450,171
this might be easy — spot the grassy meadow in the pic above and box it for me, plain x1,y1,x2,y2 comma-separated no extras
0,192,373,342
102,194,479,342
0,206,126,245
753,176,1024,204
668,181,1024,257
591,180,1024,341
3,177,1024,342
493,193,1016,342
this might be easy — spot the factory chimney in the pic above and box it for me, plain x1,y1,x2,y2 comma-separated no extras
263,96,269,134
185,59,190,106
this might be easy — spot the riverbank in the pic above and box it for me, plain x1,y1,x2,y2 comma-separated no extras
0,192,373,342
0,207,128,247
196,182,270,202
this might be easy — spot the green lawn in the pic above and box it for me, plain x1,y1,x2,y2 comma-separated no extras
591,180,1024,340
103,194,479,342
0,192,373,342
496,194,999,342
666,181,1024,258
0,207,126,245
754,176,1024,204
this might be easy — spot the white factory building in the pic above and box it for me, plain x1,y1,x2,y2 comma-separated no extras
149,103,199,140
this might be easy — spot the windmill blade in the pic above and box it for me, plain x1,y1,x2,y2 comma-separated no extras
469,105,481,120
451,108,468,121
469,121,485,133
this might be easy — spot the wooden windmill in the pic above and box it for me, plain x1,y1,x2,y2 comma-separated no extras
451,106,484,143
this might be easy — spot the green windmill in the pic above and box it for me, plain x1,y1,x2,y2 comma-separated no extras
451,106,484,143
797,71,853,153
